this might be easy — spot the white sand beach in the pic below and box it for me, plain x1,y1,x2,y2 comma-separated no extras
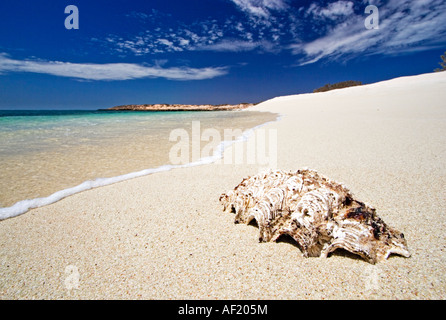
1,71,445,299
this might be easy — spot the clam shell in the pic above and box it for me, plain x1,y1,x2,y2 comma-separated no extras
220,169,410,264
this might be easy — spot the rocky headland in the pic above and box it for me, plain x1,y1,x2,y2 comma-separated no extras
100,103,255,112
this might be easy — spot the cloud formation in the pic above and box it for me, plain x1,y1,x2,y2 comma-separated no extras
103,6,286,55
229,0,288,18
0,54,228,81
294,0,446,65
98,0,446,66
306,1,354,20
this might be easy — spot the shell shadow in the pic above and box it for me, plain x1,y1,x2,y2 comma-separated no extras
274,233,301,249
276,234,365,261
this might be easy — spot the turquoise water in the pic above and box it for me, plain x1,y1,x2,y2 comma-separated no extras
0,109,277,218
0,110,230,155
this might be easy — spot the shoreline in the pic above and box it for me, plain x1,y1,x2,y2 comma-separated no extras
1,72,446,299
0,111,280,220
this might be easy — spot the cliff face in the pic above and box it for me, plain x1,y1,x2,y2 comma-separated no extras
102,103,255,111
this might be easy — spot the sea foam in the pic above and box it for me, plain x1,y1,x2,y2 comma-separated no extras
0,115,280,220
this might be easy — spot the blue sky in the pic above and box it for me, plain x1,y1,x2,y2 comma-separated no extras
0,0,445,109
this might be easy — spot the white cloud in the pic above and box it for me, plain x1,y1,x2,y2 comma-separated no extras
157,38,174,47
294,0,446,65
0,54,228,81
157,38,183,52
178,38,190,46
307,1,354,20
230,0,288,18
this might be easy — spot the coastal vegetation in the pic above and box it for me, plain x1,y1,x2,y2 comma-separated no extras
313,80,363,93
434,51,446,72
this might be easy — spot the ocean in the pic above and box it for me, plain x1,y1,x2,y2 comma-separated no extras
0,109,277,219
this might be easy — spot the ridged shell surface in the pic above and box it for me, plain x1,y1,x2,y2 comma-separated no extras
220,169,410,264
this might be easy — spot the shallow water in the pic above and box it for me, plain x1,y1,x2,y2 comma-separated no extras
0,110,277,210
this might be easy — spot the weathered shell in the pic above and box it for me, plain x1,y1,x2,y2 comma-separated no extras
220,168,410,264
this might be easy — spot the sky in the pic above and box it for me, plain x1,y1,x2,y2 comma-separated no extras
0,0,445,110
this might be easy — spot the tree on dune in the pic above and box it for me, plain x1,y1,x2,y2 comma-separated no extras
434,51,446,72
